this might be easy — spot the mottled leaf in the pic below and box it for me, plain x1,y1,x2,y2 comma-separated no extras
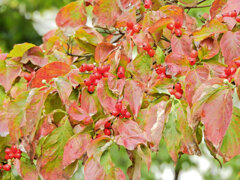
55,1,87,29
95,43,116,63
171,35,192,57
193,19,228,42
54,77,72,105
210,0,227,19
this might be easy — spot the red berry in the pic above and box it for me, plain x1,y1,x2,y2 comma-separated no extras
236,16,240,23
175,29,182,37
5,148,12,155
89,74,97,83
121,108,128,116
167,23,174,30
79,66,85,72
230,10,237,17
169,88,176,95
104,122,112,129
86,64,95,71
81,64,88,71
111,110,120,116
5,155,10,160
230,66,237,75
8,153,14,159
124,111,131,118
142,42,151,51
84,79,92,86
133,24,141,33
104,129,111,136
144,3,151,9
148,49,155,57
174,92,182,99
222,12,230,17
174,21,182,29
17,149,22,154
115,102,122,112
96,134,101,138
24,73,32,82
127,22,134,29
94,72,102,80
0,164,2,169
3,164,11,171
11,145,18,153
97,67,105,74
14,153,21,159
156,66,166,74
165,73,172,79
190,50,198,58
103,65,110,72
224,67,232,76
189,58,196,66
88,85,95,93
174,83,182,92
235,60,240,67
117,72,125,79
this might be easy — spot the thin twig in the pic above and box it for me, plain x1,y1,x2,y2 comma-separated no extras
184,5,211,9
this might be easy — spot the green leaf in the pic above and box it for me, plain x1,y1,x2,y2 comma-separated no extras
7,43,35,58
37,117,73,180
109,143,132,176
155,46,165,64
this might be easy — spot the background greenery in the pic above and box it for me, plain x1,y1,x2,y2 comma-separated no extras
1,0,240,179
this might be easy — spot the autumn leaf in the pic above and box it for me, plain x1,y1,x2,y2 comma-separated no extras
7,43,35,58
30,62,71,88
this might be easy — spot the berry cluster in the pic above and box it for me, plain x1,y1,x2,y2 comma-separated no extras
155,65,171,79
5,145,22,160
0,145,22,172
117,66,126,79
111,100,131,119
82,64,110,93
142,42,155,57
167,21,183,37
168,83,183,99
220,62,240,82
144,0,152,9
23,71,35,82
104,121,112,136
222,10,240,22
188,50,198,66
126,22,142,36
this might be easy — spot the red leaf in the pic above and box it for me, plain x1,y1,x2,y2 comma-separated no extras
171,35,192,57
108,74,125,95
62,133,91,168
165,53,190,76
55,1,87,29
115,119,146,150
124,80,144,119
81,88,98,116
202,89,233,148
95,43,116,63
220,31,240,65
210,0,227,19
159,5,184,24
185,66,210,106
22,46,48,67
68,102,93,125
97,79,117,113
30,62,71,88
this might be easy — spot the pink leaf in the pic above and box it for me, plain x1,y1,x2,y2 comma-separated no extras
124,80,144,119
95,43,116,63
171,35,192,57
115,119,146,150
62,134,91,168
84,157,105,180
220,31,240,65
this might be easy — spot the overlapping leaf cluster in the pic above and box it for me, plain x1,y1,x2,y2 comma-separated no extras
0,0,240,179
